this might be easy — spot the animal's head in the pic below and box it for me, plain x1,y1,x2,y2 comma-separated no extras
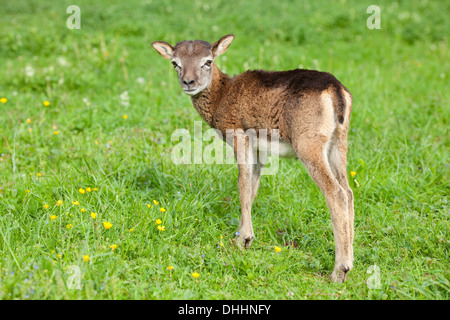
152,34,234,96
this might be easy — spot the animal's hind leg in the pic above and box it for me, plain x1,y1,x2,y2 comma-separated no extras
294,137,353,283
327,133,354,262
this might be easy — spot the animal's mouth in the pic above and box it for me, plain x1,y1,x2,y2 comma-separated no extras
183,82,209,96
184,88,200,95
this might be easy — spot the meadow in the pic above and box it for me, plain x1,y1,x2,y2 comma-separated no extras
0,0,448,299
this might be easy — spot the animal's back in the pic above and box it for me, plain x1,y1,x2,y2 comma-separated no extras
214,68,350,139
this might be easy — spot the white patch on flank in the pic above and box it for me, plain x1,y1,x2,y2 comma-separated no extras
320,91,336,136
319,91,338,172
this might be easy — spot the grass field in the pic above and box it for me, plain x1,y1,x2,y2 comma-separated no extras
0,0,448,299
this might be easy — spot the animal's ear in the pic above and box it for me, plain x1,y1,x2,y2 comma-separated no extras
152,41,174,60
212,34,234,59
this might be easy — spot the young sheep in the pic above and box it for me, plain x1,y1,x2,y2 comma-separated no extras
152,34,354,282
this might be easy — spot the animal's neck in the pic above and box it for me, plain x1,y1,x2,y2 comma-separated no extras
190,64,231,127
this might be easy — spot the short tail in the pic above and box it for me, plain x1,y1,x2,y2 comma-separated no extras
332,85,352,125
333,86,346,124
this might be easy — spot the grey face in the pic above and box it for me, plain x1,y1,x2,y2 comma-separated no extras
152,35,234,96
171,40,214,96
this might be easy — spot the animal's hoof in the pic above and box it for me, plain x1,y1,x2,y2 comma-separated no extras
235,231,254,249
330,261,353,283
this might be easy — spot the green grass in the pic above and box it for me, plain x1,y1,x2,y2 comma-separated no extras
0,0,448,299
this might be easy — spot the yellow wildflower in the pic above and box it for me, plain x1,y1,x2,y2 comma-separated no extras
91,212,97,219
66,224,74,230
350,171,356,177
27,118,31,124
86,187,92,192
147,204,152,208
129,228,134,232
160,207,166,212
79,188,86,194
0,98,7,103
103,221,113,230
110,244,118,250
43,100,50,106
155,219,162,225
72,200,79,205
50,215,57,220
192,272,200,279
28,128,32,133
153,200,159,205
219,242,224,247
37,172,42,177
56,200,63,206
93,187,98,191
167,266,174,270
275,246,282,253
43,204,49,209
122,115,128,119
83,255,90,262
25,189,31,194
81,208,86,213
53,131,59,135
157,225,166,231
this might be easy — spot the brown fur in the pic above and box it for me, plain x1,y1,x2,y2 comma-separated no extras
152,35,354,283
194,65,351,142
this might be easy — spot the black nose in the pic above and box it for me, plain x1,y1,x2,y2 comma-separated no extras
183,79,195,86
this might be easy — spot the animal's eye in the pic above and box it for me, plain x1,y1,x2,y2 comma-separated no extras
172,61,179,69
203,60,212,68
